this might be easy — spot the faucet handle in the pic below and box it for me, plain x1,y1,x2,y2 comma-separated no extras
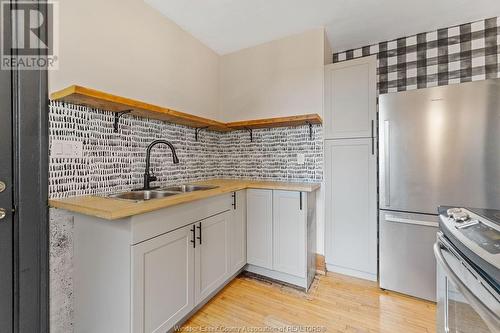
149,170,158,182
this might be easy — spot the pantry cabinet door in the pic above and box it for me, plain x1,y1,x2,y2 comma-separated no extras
324,138,377,281
324,55,377,139
132,225,195,333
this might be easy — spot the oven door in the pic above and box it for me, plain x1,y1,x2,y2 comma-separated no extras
435,234,500,333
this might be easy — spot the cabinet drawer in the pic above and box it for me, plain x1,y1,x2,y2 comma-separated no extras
131,193,232,245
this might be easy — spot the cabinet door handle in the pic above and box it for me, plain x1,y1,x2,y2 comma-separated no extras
190,225,196,248
196,223,202,245
299,192,303,210
232,192,236,210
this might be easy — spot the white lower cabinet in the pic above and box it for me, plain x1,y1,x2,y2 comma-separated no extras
132,225,195,333
246,189,273,269
272,190,306,277
132,209,239,333
128,192,247,333
194,211,230,303
72,189,316,332
246,189,316,289
229,190,247,274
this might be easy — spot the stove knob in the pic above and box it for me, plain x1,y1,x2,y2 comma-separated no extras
447,208,462,217
454,211,470,222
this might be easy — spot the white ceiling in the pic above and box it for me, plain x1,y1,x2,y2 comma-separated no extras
145,0,500,55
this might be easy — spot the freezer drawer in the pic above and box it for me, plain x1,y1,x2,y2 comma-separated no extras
379,210,439,301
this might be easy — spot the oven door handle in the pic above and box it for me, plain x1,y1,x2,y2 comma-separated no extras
434,242,500,331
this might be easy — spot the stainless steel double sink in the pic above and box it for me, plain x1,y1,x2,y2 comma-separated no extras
106,184,218,202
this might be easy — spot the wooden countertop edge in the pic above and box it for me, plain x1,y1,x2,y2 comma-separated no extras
48,180,320,220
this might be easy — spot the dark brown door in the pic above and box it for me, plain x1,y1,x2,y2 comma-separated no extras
1,1,50,331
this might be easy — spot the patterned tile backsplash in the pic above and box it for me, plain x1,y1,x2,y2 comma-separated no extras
48,101,323,199
333,16,500,94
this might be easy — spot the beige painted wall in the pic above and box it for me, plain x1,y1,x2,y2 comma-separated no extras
50,6,327,253
48,0,220,120
219,28,325,122
324,30,333,65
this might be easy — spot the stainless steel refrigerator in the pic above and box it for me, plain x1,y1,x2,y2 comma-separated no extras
378,78,500,301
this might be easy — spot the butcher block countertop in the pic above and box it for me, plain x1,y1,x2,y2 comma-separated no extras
48,179,320,220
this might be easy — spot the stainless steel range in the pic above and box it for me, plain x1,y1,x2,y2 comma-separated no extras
436,207,500,333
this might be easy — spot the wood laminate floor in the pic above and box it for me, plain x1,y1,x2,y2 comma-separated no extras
181,272,436,333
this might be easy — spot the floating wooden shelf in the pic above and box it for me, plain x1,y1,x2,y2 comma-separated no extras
225,114,322,130
50,85,323,134
50,85,230,132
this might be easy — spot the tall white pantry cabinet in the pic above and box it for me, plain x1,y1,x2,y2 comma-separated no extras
324,55,378,281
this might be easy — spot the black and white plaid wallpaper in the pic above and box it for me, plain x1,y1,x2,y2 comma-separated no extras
333,17,500,94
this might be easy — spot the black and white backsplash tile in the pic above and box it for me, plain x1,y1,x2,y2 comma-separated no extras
49,101,322,199
219,126,322,182
333,16,500,94
49,102,220,198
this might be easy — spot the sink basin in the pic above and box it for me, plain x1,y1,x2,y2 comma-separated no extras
107,190,179,201
158,184,219,193
106,184,219,201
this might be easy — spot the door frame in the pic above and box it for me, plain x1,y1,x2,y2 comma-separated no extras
0,2,14,330
1,0,50,332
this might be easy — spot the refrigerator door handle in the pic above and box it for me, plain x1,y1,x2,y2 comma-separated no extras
371,120,375,155
385,215,439,228
384,120,390,206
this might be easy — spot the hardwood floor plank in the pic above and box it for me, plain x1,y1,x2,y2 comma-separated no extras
181,273,436,333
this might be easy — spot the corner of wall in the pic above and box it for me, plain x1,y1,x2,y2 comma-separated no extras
323,29,333,65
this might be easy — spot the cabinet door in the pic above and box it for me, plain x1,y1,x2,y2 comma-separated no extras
246,189,273,269
132,225,195,333
195,211,230,304
324,138,377,281
324,56,376,139
272,190,306,277
230,190,247,275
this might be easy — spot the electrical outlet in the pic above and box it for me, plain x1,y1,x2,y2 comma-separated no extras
297,153,305,165
51,140,83,158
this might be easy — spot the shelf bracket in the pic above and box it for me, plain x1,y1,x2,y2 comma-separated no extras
306,122,313,140
244,128,253,142
113,110,132,133
195,126,209,141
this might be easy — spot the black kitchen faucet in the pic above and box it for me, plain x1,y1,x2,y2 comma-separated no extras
138,140,179,190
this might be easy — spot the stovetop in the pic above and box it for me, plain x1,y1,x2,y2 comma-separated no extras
469,208,500,226
438,206,500,290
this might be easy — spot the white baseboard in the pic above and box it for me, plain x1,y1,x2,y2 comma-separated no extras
245,264,308,289
326,264,377,282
